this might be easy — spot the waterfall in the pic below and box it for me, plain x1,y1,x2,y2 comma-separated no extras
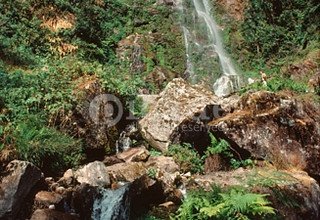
92,184,130,220
179,0,242,97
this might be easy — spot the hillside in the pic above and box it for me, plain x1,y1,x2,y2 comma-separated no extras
0,0,319,219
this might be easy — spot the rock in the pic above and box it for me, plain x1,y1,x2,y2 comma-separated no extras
213,75,237,97
146,156,179,173
30,209,79,220
139,78,219,152
208,91,320,179
74,161,110,187
103,155,124,166
72,184,98,220
129,175,166,219
116,146,150,162
34,191,63,208
0,160,42,219
192,168,320,219
106,162,147,182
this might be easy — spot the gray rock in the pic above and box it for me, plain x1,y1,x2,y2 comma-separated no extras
139,78,219,152
74,161,110,187
0,160,42,219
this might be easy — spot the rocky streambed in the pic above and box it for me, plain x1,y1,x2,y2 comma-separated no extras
1,79,320,220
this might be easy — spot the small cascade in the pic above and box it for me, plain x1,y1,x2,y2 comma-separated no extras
92,184,131,220
178,0,242,96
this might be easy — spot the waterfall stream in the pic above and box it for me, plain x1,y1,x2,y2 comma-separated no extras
92,184,130,220
179,0,242,96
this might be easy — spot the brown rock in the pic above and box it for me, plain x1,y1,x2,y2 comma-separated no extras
207,91,320,179
192,167,320,219
103,155,124,166
106,162,147,182
116,146,150,162
30,209,79,220
146,156,179,173
35,191,63,208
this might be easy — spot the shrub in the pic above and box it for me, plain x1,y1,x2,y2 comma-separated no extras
167,143,204,174
13,115,83,175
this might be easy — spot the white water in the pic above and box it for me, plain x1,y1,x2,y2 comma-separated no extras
92,184,130,220
179,0,241,96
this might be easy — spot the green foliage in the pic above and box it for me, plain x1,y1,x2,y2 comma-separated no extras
167,143,204,174
0,67,76,121
205,133,253,169
174,186,275,220
0,0,50,65
241,0,320,64
240,76,309,94
205,133,232,157
149,148,162,157
12,115,83,175
147,167,157,179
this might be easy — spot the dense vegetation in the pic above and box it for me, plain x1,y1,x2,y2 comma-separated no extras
215,0,320,94
0,0,185,174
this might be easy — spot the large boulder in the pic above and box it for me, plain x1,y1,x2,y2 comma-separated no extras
139,78,219,152
0,160,42,219
208,91,320,179
192,167,320,219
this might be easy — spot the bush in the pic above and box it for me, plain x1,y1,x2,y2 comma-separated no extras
174,186,275,220
12,115,83,175
167,143,204,174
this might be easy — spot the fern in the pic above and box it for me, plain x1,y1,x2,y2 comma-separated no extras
175,187,275,220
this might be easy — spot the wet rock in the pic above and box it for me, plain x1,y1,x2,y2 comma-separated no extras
34,191,63,209
213,75,236,97
208,91,320,179
72,184,98,220
30,209,79,220
129,175,166,219
139,78,219,152
106,162,147,182
74,161,110,187
116,146,150,162
0,160,42,219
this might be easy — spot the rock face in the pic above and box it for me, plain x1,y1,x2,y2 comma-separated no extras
208,91,320,179
139,78,219,152
74,161,110,187
0,160,42,219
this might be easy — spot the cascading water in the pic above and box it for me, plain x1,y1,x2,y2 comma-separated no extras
179,0,242,97
92,184,130,220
